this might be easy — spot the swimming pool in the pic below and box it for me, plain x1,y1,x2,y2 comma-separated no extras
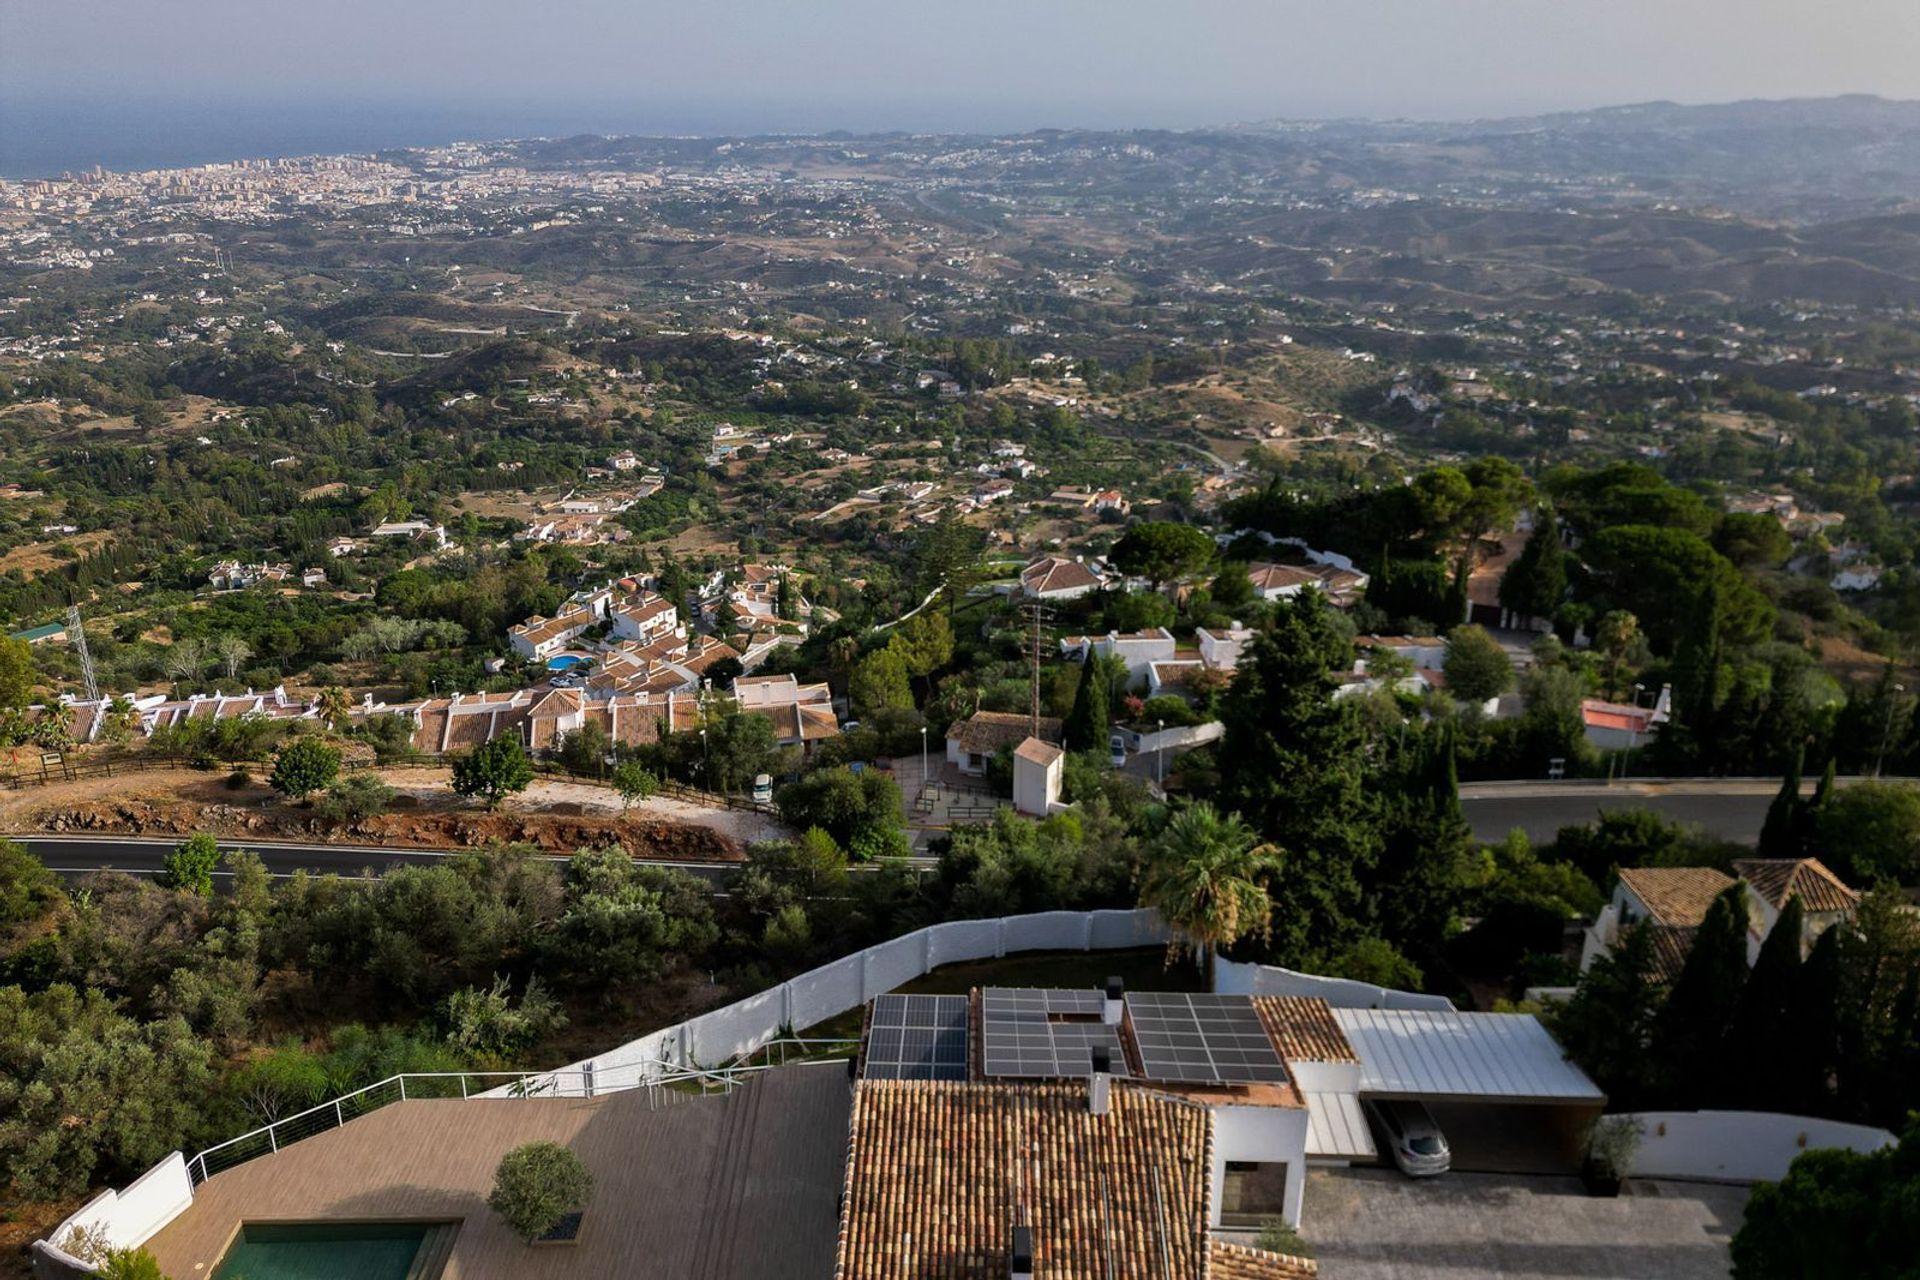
547,653,591,671
211,1221,450,1280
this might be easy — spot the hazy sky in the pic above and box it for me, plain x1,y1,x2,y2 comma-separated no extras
7,0,1920,131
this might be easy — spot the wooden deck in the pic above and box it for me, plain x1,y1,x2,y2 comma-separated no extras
145,1064,852,1280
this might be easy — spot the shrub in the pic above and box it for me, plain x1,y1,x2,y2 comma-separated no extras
159,833,220,896
315,772,396,824
452,738,535,807
270,737,342,802
96,1248,167,1280
488,1140,594,1243
225,767,252,790
1252,1218,1315,1259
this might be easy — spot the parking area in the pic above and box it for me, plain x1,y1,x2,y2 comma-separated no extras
1297,1167,1747,1279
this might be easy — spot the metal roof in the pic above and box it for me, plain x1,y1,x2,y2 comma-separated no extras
1303,1089,1376,1159
1332,1009,1605,1105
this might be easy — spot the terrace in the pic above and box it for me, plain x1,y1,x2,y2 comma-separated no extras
140,1064,851,1280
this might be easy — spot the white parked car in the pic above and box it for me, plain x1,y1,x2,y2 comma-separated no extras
1365,1099,1450,1177
1108,733,1128,768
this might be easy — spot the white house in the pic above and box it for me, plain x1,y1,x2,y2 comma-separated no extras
1058,628,1177,685
611,592,680,643
946,710,1062,776
1019,555,1102,600
1579,857,1859,977
608,449,641,471
1580,684,1671,752
1196,624,1255,672
508,604,599,663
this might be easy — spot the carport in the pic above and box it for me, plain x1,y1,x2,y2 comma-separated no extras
1330,1008,1606,1175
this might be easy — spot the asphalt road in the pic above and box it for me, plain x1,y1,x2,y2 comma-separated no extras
1458,779,1828,847
16,835,741,885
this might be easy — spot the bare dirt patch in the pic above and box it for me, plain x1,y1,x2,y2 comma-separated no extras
3,765,767,862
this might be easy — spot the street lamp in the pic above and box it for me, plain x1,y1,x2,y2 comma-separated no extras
1878,682,1907,779
700,727,709,790
1156,718,1165,786
920,725,929,800
1625,682,1645,780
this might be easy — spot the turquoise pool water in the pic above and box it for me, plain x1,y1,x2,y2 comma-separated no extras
547,653,590,671
210,1222,431,1280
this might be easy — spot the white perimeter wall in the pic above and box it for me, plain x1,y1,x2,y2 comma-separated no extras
1213,956,1455,1011
1623,1111,1896,1183
499,907,1171,1096
39,1151,192,1263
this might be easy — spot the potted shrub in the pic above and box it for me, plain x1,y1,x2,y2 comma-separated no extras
488,1140,594,1245
1581,1115,1642,1197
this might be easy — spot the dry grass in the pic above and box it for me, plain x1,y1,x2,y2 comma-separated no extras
0,530,112,575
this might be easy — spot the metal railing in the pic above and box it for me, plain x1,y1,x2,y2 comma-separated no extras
185,1055,839,1187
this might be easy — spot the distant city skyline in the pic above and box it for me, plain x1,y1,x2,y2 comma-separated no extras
6,0,1920,177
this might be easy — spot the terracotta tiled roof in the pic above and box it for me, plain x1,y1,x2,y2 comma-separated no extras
1248,563,1318,592
1640,924,1698,983
1253,996,1359,1066
1616,866,1736,928
1733,858,1860,915
1020,556,1101,595
948,710,1063,755
1209,1240,1320,1279
836,1080,1212,1280
1013,736,1063,766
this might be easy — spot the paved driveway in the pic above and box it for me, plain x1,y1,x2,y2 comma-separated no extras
1297,1168,1747,1279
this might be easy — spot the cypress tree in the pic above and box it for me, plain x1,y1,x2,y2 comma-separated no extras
1758,746,1805,858
1726,896,1804,1108
1784,923,1843,1117
1498,504,1567,622
1063,654,1112,753
1650,884,1752,1107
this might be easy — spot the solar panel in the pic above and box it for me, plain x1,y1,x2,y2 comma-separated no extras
1126,992,1289,1086
979,987,1130,1080
864,994,968,1080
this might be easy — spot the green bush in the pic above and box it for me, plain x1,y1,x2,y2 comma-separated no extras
488,1140,594,1242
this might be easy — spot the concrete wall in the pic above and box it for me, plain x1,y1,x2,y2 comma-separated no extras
1214,956,1455,1011
1623,1111,1897,1183
37,1152,194,1273
1125,721,1224,757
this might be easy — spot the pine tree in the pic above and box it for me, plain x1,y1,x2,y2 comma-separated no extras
1726,896,1804,1108
1757,746,1805,858
1650,884,1751,1107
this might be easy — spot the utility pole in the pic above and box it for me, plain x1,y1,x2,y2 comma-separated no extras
1019,599,1052,739
67,606,98,703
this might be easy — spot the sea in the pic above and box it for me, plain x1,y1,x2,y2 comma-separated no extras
0,95,830,179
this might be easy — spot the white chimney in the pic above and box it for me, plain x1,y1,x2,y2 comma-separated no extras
1102,976,1124,1027
1088,1045,1112,1117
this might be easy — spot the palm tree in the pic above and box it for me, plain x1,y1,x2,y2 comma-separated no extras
316,685,353,733
1138,801,1280,985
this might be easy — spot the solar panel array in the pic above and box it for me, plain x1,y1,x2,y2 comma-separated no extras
980,987,1131,1080
1126,992,1290,1086
864,994,969,1081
